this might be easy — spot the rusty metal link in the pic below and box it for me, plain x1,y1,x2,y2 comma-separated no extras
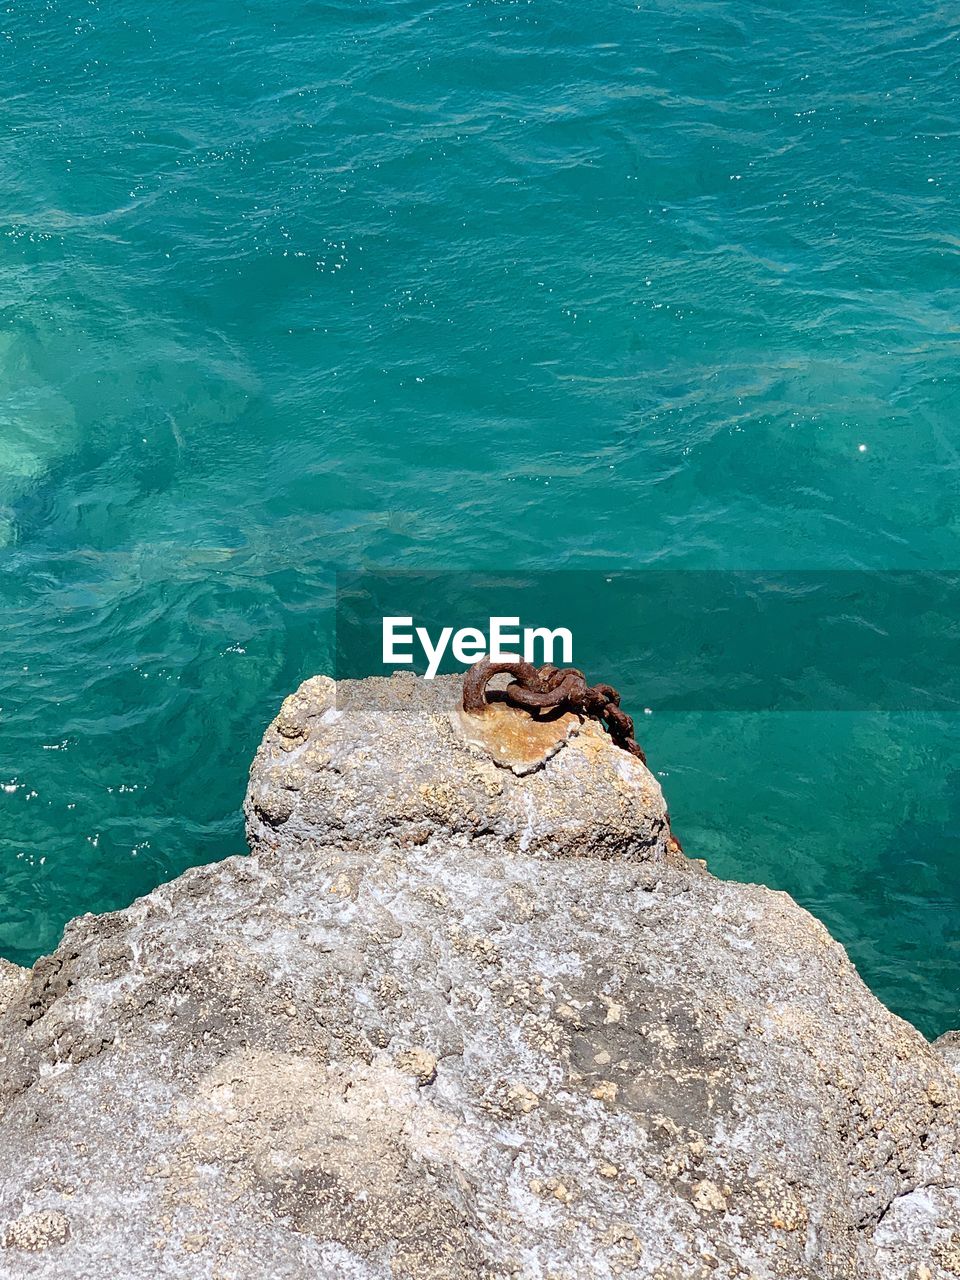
462,656,647,764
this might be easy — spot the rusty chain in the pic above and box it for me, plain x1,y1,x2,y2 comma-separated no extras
462,656,647,764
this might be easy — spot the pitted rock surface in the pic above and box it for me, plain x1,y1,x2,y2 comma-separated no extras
244,673,680,862
0,673,956,1280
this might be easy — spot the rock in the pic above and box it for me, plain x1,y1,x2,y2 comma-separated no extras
394,1046,438,1087
244,673,681,863
935,1031,960,1077
3,1209,71,1252
0,671,956,1280
0,957,27,1017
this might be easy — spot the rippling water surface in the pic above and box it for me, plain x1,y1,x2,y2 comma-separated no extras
1,0,958,1034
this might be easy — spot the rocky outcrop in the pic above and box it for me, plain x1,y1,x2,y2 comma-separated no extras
0,672,957,1280
245,672,680,863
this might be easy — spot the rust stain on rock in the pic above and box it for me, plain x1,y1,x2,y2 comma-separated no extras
453,701,581,775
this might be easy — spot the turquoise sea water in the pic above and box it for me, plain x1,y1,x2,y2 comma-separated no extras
1,0,958,1035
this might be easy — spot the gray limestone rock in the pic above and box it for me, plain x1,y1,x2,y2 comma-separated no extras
244,673,682,865
0,672,956,1280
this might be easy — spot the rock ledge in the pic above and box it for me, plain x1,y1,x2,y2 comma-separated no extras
0,673,956,1280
